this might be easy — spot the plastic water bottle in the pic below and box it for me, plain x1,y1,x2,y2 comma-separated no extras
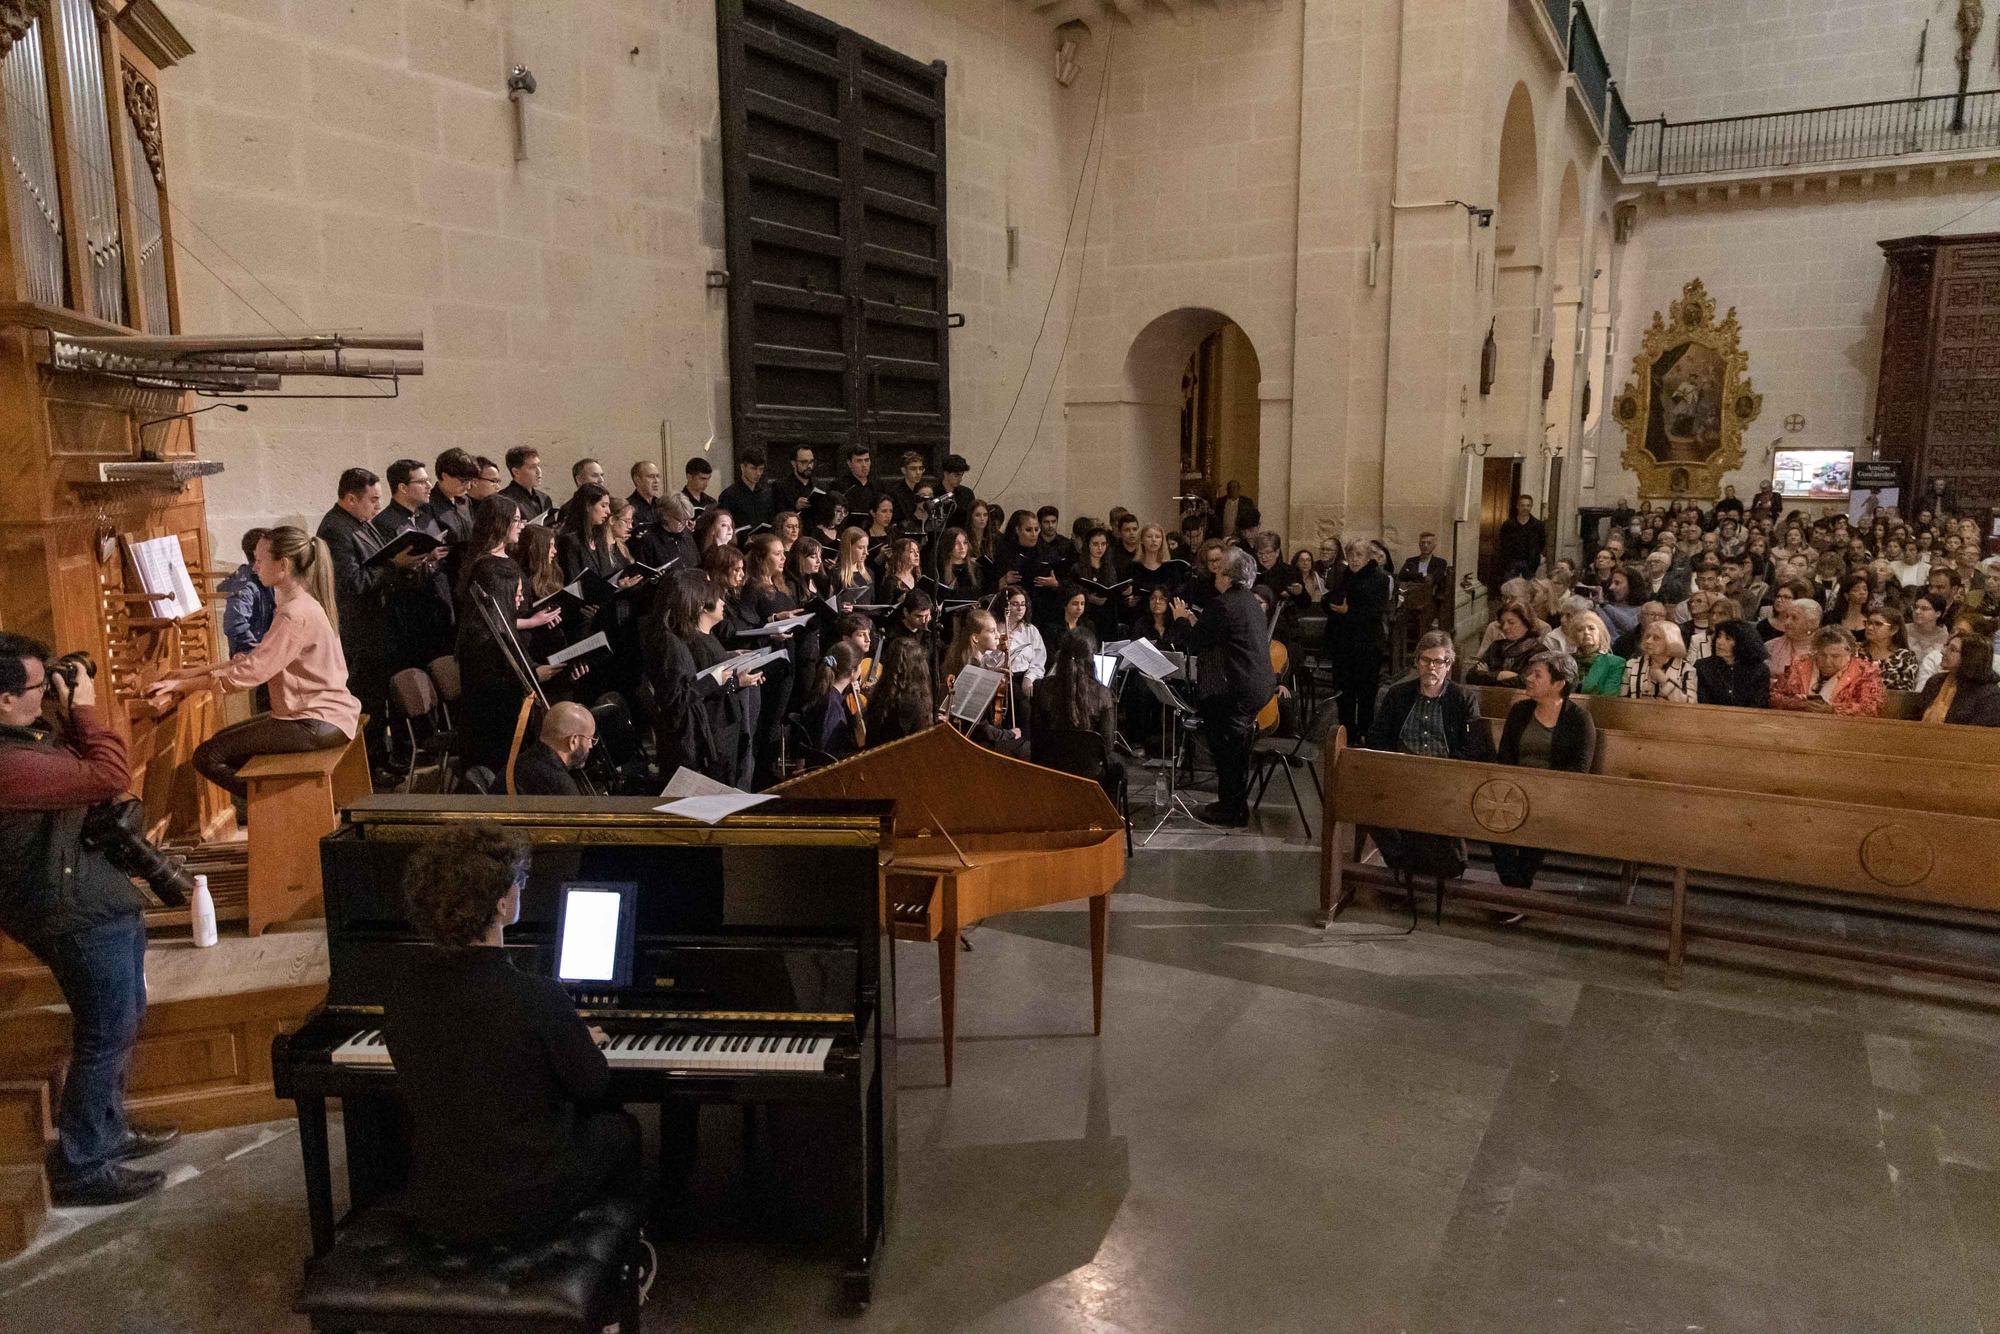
190,874,218,948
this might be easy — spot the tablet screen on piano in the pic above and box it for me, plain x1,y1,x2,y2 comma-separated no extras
555,882,637,987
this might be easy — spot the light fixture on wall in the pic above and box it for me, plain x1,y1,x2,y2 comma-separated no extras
1460,437,1492,458
1055,21,1090,88
507,65,537,162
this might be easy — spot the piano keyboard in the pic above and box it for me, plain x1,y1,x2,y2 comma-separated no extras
330,1028,834,1073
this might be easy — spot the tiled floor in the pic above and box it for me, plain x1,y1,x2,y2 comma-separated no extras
6,814,1999,1333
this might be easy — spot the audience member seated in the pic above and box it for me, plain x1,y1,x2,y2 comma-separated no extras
1859,603,1919,691
382,822,640,1247
1490,650,1597,889
1772,626,1884,717
1765,596,1821,679
1694,619,1771,708
1465,599,1542,686
1564,609,1626,696
1916,630,2000,726
513,701,596,796
1361,631,1490,879
1620,620,1695,703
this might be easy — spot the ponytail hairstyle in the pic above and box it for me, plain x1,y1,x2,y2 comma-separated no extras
806,639,862,704
261,526,340,630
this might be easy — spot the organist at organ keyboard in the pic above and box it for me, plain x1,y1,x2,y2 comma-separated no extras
381,822,642,1247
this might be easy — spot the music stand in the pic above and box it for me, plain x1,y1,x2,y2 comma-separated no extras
1139,672,1211,843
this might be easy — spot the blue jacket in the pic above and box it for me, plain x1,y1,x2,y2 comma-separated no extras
219,563,275,656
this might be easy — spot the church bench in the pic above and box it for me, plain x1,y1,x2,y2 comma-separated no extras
240,734,372,935
1473,720,2000,821
1473,686,1998,765
1316,732,2000,990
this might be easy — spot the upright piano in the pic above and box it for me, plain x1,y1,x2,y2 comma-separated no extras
271,795,894,1306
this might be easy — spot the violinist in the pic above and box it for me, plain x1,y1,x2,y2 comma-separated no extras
993,586,1048,690
796,641,865,765
939,607,1025,754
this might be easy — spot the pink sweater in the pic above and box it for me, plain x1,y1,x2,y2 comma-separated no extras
212,584,360,738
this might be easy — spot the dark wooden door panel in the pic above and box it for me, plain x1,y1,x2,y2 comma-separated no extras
719,0,950,470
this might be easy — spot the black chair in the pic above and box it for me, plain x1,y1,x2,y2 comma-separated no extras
1033,725,1133,855
295,1196,646,1334
1250,694,1339,832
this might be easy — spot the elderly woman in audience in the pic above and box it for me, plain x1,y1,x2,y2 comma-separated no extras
1916,631,2000,726
1765,596,1821,680
1612,600,1668,659
1772,625,1883,716
1859,603,1919,692
1695,619,1771,708
1490,650,1598,889
1681,588,1719,660
1466,599,1543,686
1564,609,1625,696
1621,619,1695,702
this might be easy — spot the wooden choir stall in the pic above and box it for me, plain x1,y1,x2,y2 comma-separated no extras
776,723,1128,1086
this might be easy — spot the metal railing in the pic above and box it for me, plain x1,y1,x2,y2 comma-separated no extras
1542,0,1570,49
1622,88,2000,178
1567,3,1608,131
1606,81,1632,171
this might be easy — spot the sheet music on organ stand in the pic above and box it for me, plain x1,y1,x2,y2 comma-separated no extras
126,534,202,620
1118,637,1180,681
944,665,1004,723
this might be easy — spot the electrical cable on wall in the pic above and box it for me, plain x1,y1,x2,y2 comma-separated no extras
971,22,1116,498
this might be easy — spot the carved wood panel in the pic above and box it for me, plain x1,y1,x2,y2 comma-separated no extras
1876,233,2000,513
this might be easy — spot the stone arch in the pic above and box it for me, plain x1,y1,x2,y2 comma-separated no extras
1062,306,1265,529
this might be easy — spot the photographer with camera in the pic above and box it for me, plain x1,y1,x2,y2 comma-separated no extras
0,634,180,1205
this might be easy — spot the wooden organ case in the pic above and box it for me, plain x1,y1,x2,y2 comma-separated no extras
0,0,225,839
1875,232,2000,521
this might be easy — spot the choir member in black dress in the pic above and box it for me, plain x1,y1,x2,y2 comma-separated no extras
556,484,617,580
996,508,1063,635
643,569,760,786
1071,526,1125,639
805,490,845,549
742,533,800,784
383,822,639,1247
693,505,735,557
454,499,565,776
795,641,865,764
630,493,697,573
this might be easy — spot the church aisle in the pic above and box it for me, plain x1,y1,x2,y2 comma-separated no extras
3,845,1996,1333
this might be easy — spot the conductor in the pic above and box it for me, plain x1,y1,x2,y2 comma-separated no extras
1172,557,1276,828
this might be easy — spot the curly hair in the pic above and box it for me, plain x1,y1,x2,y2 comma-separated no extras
403,822,529,949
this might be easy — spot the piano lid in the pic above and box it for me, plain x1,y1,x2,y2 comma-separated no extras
772,723,1121,845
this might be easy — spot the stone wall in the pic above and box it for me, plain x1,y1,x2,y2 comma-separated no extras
162,0,1083,557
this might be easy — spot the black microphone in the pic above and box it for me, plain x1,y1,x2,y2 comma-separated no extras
137,401,248,452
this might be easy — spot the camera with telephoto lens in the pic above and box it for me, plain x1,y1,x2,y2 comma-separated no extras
80,797,193,907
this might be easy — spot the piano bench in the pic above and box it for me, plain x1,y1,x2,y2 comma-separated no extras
295,1196,645,1334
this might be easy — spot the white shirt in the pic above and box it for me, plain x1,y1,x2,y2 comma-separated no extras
1889,559,1931,588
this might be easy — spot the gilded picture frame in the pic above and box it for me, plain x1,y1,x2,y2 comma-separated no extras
1610,278,1761,500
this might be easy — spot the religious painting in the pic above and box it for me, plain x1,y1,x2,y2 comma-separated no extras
1611,278,1761,499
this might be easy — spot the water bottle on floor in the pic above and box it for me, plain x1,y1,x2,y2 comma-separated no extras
190,873,218,948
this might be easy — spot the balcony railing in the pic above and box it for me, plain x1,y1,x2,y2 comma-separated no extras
1568,4,1608,131
1607,81,1632,169
1542,0,1570,49
1623,89,2000,178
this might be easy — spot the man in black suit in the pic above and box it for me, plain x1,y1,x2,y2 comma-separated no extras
498,446,553,520
373,459,455,671
1325,539,1394,742
1171,561,1276,827
717,445,775,532
424,448,477,547
1396,530,1453,633
839,444,882,520
317,468,401,768
883,450,929,526
771,443,819,516
469,456,504,501
513,702,595,796
631,493,697,572
1210,480,1259,539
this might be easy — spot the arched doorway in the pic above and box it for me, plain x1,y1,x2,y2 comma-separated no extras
1543,165,1585,534
1110,307,1262,528
1478,84,1542,592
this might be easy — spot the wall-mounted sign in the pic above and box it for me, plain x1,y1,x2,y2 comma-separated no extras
1852,460,1901,490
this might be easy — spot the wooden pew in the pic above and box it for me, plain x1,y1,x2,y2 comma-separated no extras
1473,720,2000,821
1317,732,2000,989
1474,686,2000,766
